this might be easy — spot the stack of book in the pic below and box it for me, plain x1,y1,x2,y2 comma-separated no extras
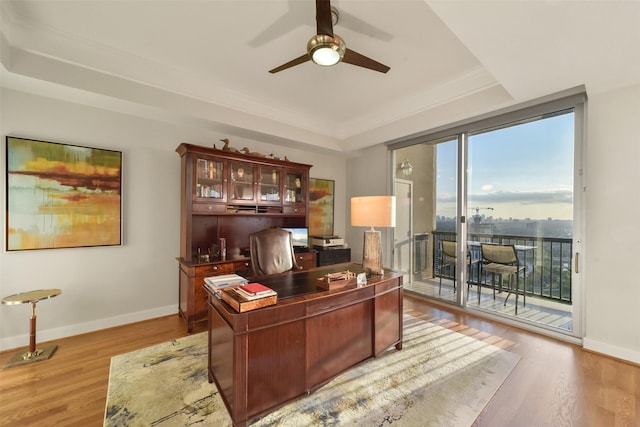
221,282,278,313
203,273,248,298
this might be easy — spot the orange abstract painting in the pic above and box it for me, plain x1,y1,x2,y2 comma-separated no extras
6,137,122,250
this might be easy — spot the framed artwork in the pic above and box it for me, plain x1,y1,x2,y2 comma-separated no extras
308,178,335,237
5,136,122,251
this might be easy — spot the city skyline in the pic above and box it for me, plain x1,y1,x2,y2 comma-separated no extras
436,112,575,221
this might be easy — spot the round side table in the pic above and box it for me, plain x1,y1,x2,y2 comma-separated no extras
2,288,61,367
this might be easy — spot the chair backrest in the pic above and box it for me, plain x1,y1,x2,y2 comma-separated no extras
481,244,518,265
441,240,457,259
249,228,299,276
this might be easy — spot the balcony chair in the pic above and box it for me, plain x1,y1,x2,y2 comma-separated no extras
480,244,526,314
249,228,300,277
439,240,479,295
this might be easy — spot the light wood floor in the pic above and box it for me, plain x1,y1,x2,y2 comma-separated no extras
1,294,638,427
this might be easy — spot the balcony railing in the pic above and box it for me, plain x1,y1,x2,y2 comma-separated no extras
432,231,573,304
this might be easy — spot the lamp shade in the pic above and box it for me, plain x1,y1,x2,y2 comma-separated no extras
351,196,396,228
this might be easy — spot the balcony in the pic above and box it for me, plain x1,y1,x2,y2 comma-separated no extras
403,231,573,332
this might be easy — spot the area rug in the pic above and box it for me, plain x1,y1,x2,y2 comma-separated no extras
104,315,520,426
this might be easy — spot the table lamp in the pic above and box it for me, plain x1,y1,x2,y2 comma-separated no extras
351,196,396,275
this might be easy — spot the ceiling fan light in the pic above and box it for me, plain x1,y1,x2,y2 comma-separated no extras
312,46,340,66
307,34,346,67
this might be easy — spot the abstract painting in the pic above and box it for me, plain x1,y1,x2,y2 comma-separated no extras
308,178,334,237
5,136,122,251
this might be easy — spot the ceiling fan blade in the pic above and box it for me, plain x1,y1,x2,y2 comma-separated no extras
343,49,390,73
316,0,333,37
269,54,311,74
337,10,394,42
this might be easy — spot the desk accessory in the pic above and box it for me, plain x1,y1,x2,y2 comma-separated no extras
221,287,277,313
317,270,356,290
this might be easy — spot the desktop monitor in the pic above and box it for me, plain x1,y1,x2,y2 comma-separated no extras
281,227,308,248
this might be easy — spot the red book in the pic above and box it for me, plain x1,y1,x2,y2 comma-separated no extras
238,283,273,296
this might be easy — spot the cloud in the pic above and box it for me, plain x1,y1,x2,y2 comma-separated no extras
466,190,573,205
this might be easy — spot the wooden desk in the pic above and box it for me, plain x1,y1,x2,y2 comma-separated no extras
206,263,403,426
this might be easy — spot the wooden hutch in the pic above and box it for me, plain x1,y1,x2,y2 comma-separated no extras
176,143,314,331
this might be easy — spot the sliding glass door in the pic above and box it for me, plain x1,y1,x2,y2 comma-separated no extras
466,111,578,334
394,91,585,339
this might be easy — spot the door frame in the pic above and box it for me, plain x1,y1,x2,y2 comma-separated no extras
393,179,413,285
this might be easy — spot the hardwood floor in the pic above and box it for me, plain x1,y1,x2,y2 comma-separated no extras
1,295,638,426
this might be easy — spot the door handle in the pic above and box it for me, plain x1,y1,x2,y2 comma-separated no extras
574,252,579,274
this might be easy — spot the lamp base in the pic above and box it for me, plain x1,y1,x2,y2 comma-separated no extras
362,229,383,275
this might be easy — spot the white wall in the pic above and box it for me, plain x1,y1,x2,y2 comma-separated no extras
346,144,394,267
346,84,640,365
583,83,640,363
0,88,346,350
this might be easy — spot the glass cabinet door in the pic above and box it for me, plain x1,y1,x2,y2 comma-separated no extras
230,161,255,202
284,171,304,203
195,158,224,200
259,167,281,202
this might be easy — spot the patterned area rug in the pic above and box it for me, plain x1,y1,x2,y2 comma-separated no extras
104,315,520,426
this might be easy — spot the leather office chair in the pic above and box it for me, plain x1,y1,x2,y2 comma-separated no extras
480,244,526,314
249,228,300,277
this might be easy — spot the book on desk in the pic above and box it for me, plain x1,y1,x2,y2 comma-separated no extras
234,283,277,300
220,284,277,313
203,274,248,298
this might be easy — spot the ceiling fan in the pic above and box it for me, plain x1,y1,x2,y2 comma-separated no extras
269,0,390,74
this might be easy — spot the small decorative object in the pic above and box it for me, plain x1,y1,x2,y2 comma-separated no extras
317,270,356,290
219,138,240,153
357,272,367,287
240,147,269,158
219,238,226,261
197,247,210,263
351,196,396,275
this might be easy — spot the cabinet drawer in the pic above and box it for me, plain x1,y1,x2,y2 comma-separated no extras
296,252,315,262
295,252,317,270
194,263,235,276
192,203,226,214
193,259,251,277
231,260,251,272
283,206,305,215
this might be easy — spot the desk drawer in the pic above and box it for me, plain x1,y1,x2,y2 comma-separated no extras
375,277,402,294
306,286,374,316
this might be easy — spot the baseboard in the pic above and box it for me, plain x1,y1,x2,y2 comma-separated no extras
0,305,178,352
583,337,640,365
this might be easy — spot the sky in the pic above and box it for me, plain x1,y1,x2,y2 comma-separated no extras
436,112,575,221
